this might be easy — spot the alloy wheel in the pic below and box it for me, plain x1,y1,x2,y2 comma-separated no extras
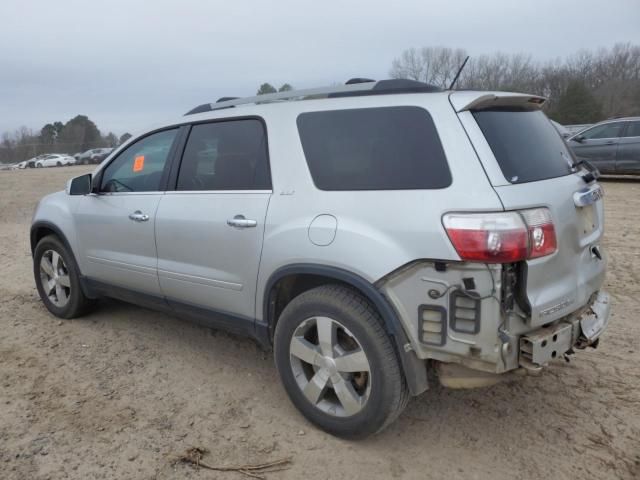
289,316,372,417
39,249,71,307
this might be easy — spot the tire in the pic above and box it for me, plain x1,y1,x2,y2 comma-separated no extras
274,284,408,439
56,162,62,167
33,235,95,319
36,163,42,168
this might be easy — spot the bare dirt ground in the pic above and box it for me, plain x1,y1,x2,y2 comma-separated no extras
0,166,638,480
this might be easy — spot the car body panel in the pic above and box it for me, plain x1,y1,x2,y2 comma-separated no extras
155,191,271,319
74,193,163,295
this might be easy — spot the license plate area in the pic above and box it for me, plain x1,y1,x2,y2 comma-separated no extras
577,204,597,236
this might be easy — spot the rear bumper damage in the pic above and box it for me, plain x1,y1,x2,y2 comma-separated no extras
519,290,610,370
378,261,611,390
437,290,610,388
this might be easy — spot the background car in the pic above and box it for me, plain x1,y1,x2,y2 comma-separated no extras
77,148,112,164
567,117,640,174
34,154,75,168
90,148,113,163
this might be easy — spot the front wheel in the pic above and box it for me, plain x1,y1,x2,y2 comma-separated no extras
36,163,43,168
274,285,408,439
33,235,95,319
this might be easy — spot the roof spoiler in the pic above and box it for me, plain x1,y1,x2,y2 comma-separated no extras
450,91,547,112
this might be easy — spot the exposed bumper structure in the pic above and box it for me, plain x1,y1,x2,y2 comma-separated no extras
519,290,610,369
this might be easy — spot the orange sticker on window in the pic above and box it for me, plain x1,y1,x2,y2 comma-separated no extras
133,155,145,172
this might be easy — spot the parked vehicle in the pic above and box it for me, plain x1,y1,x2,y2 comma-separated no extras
565,124,593,135
567,117,640,174
31,80,610,438
34,154,75,168
77,148,113,165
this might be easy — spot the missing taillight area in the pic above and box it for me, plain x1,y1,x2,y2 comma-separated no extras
443,208,557,263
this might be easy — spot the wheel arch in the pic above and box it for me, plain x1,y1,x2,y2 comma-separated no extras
262,263,428,395
30,221,73,256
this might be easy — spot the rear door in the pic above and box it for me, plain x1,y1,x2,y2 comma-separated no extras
74,128,179,295
155,118,271,325
454,99,606,326
567,122,626,173
616,121,640,174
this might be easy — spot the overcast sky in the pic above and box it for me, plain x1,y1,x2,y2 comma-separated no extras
2,0,639,137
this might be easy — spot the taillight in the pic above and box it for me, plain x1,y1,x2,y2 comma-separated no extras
443,208,557,263
520,208,557,259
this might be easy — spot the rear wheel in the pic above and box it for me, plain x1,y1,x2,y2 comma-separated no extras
56,161,62,167
34,235,94,318
274,285,408,438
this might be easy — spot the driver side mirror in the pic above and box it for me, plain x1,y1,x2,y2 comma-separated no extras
66,173,92,195
573,135,585,143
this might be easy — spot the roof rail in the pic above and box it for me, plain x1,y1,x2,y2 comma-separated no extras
184,79,442,115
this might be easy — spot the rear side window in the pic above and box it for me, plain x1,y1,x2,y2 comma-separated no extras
297,107,451,190
177,119,270,190
472,109,573,184
622,121,640,138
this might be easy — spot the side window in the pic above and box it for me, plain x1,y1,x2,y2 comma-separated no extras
581,122,625,140
622,121,640,138
100,129,178,193
297,106,451,190
176,119,270,190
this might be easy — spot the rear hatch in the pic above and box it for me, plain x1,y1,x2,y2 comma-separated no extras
452,92,606,326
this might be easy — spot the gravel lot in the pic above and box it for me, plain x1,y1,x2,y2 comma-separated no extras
0,166,638,480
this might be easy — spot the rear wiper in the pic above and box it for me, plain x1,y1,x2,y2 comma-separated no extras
571,159,600,183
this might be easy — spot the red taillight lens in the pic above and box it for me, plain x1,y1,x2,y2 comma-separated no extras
443,208,557,263
520,208,557,259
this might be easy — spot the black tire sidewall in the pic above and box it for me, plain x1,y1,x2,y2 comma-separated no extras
33,235,86,319
274,287,404,439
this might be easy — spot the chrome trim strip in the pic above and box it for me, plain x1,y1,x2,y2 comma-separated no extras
86,256,157,275
158,269,243,291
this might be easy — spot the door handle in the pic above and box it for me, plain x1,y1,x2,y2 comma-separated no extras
605,141,615,145
227,215,257,228
128,210,149,222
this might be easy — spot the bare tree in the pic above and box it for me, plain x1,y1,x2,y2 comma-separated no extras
390,47,468,88
390,43,640,122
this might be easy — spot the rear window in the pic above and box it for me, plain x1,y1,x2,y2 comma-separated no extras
297,106,451,190
473,109,573,184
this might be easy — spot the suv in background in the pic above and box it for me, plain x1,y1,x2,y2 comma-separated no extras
567,117,640,174
30,80,610,438
76,148,113,165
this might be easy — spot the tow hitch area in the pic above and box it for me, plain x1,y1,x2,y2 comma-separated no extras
520,322,573,368
520,290,611,368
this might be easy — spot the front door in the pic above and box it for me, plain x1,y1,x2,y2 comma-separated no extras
569,122,625,174
155,119,272,322
74,128,179,295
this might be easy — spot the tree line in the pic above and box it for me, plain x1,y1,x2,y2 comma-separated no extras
390,43,640,124
0,82,292,164
0,115,132,164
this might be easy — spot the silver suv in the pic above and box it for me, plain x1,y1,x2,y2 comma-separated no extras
31,79,610,438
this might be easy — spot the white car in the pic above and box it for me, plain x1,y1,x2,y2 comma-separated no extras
35,154,75,168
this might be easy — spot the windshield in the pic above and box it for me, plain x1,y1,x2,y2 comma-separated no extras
472,108,574,184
